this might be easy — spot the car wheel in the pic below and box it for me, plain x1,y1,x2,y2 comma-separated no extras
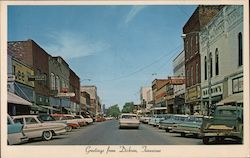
181,133,185,137
202,137,210,144
66,126,72,132
42,131,53,141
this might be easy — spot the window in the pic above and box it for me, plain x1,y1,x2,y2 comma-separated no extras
50,73,55,90
186,69,189,87
205,56,207,80
191,66,193,86
186,41,189,57
12,65,16,75
209,53,213,78
215,49,219,75
43,73,47,86
196,63,199,84
238,32,243,66
196,35,198,45
14,118,24,124
25,117,38,124
190,36,193,54
56,76,60,91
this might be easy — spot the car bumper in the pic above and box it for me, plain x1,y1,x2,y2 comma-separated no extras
119,123,140,128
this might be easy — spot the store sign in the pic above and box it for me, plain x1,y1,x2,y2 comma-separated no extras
8,75,15,82
170,79,185,85
232,76,243,93
56,93,75,97
28,75,46,81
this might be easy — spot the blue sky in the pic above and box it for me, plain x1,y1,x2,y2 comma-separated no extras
8,5,197,109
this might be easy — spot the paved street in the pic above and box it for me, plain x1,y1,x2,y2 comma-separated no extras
23,120,202,145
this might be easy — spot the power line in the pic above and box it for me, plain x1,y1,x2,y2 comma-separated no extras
95,44,183,82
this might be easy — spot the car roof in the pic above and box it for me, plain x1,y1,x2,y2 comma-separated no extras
12,115,38,118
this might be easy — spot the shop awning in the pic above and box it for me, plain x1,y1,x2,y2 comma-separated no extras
150,107,167,111
41,106,60,111
216,93,243,105
8,92,32,106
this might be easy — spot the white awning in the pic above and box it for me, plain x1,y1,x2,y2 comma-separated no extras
216,93,243,105
150,107,167,111
8,92,32,106
41,106,60,111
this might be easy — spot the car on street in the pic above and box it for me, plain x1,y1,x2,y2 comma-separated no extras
75,115,93,124
139,115,152,124
159,114,189,132
171,115,204,137
201,105,243,144
8,115,29,145
50,114,80,130
12,115,67,141
38,114,73,132
64,114,87,126
119,113,140,129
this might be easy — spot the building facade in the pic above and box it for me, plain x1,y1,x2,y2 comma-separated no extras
183,5,223,114
8,40,50,113
172,50,186,114
49,56,71,113
140,87,153,113
200,5,243,115
69,69,81,114
80,85,98,117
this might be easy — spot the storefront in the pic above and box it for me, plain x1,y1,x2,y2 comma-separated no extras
185,85,201,114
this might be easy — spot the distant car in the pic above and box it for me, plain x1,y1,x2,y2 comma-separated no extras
13,115,67,141
149,114,167,127
119,113,140,129
95,117,106,122
75,115,93,124
140,115,152,124
38,114,72,132
50,114,80,130
7,115,28,145
159,114,189,132
171,115,204,137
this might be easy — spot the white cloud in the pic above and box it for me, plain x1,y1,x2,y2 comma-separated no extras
43,31,110,59
124,6,146,24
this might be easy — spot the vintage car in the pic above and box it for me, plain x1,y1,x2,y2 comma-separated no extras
171,115,203,137
8,115,29,145
148,114,166,127
140,115,152,124
12,115,67,141
50,114,80,130
119,113,140,129
159,114,189,132
201,105,243,144
158,114,173,129
75,115,93,124
38,114,73,132
63,114,87,126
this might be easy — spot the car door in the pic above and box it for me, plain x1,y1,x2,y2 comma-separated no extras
23,117,42,139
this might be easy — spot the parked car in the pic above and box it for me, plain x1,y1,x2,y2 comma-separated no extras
171,115,204,137
201,105,243,144
7,115,28,145
63,114,87,127
50,114,80,130
75,115,93,124
140,115,152,124
158,114,173,129
119,113,140,129
159,114,189,132
148,115,157,126
95,117,106,122
12,115,67,141
38,114,72,132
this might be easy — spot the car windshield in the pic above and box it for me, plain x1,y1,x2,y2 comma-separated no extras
53,116,61,120
39,115,56,121
36,117,44,123
121,115,137,119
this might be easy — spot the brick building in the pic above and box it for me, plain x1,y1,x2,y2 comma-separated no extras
183,5,224,114
69,68,80,114
8,39,50,113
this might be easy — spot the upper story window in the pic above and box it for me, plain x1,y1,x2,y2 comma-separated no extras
55,76,60,91
191,66,193,86
215,48,219,75
209,53,213,78
205,56,207,80
196,63,199,84
50,73,55,90
238,32,243,66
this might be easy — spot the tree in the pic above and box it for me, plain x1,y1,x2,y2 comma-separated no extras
122,102,134,113
107,104,121,118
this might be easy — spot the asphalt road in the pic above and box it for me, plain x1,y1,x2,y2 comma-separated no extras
23,120,205,145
